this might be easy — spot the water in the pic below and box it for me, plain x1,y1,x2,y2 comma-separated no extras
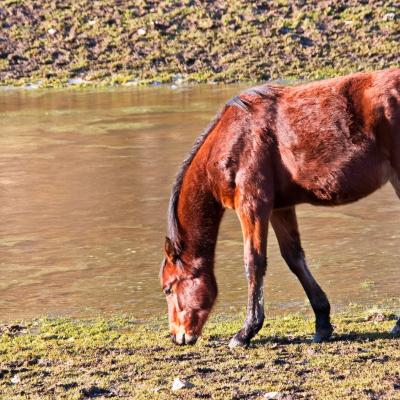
0,85,399,322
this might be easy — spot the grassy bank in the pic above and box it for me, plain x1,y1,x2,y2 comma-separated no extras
1,308,400,399
0,1,399,88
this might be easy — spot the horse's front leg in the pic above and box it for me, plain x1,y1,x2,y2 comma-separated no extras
229,202,271,348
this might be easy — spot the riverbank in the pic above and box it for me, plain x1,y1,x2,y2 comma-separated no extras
1,1,399,89
1,308,399,399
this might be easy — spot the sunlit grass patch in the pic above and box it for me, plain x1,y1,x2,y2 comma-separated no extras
0,308,399,399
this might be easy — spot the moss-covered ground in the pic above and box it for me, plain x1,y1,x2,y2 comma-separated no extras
0,1,399,88
1,308,400,399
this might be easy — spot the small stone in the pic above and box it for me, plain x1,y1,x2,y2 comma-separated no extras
172,73,183,85
137,28,146,36
47,28,57,35
11,374,20,384
67,78,85,85
264,392,281,399
172,378,194,391
383,13,395,21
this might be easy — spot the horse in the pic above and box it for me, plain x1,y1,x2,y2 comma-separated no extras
160,68,400,347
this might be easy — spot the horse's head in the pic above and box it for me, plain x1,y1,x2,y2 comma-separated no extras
160,237,217,345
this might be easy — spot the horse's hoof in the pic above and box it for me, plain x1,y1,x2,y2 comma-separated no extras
391,324,400,336
229,335,249,349
313,326,333,343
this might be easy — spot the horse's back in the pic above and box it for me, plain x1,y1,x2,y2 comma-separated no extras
203,69,400,209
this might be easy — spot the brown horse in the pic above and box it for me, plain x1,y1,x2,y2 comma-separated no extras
160,68,400,347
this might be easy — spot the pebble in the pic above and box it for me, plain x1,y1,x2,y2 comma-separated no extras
25,83,40,90
137,28,146,36
67,78,85,85
47,28,57,35
172,378,194,391
11,374,21,384
383,13,395,21
264,392,281,400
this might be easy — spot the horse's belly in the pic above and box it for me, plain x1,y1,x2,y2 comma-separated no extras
288,148,392,206
305,159,392,205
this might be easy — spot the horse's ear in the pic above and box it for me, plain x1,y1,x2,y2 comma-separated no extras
164,236,177,264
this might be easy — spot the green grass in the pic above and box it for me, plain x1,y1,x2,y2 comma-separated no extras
1,308,400,399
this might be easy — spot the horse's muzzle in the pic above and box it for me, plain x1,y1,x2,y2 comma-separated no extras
171,333,198,345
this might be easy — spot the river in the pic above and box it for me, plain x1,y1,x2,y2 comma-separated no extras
0,85,399,322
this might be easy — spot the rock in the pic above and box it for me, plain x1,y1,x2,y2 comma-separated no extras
172,73,183,84
172,378,194,391
25,82,41,90
383,13,395,21
47,28,57,35
67,77,85,85
137,28,146,36
11,374,20,384
366,312,388,322
264,392,282,399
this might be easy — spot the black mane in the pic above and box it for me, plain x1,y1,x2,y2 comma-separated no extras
167,106,227,254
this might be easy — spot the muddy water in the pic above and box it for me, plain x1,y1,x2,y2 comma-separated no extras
0,85,399,322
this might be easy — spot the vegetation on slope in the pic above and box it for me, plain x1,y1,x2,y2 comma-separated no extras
0,1,399,87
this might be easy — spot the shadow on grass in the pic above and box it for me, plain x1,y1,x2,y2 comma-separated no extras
251,330,398,346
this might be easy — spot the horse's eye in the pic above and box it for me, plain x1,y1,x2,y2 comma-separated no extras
164,287,172,296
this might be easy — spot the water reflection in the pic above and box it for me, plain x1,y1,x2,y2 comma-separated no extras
0,85,399,322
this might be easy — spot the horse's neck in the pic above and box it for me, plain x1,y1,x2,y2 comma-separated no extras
178,165,224,262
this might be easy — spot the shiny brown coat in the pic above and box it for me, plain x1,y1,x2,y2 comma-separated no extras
161,68,400,347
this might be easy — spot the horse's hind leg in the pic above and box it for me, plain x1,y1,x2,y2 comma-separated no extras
271,207,333,342
229,198,271,348
390,173,400,335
